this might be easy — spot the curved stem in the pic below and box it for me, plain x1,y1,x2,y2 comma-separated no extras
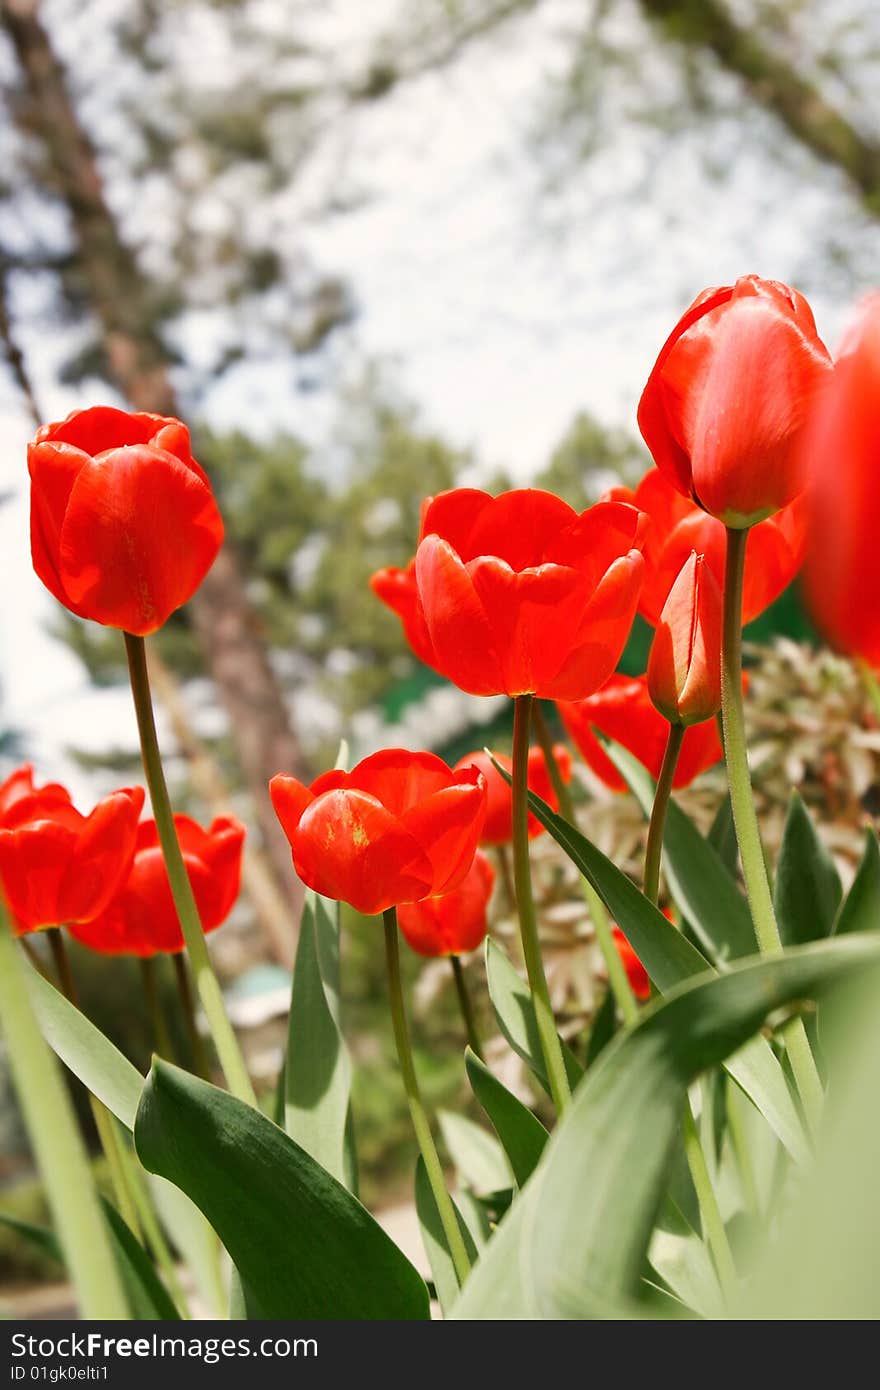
512,696,571,1114
450,955,483,1059
721,528,823,1133
531,702,637,1026
124,633,255,1106
383,909,470,1286
643,722,685,905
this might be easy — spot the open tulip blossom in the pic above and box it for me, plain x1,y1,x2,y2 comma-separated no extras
453,744,573,845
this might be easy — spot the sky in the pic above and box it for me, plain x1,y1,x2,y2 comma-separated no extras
0,0,877,801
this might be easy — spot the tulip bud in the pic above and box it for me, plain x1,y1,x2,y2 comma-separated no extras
647,551,722,727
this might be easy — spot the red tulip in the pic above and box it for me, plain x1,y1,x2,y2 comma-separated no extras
28,406,224,635
647,552,722,727
802,295,880,666
375,488,646,700
69,815,245,957
0,765,144,933
270,749,487,917
611,927,650,1001
397,850,495,958
609,469,807,627
558,674,726,791
454,744,572,845
638,275,831,528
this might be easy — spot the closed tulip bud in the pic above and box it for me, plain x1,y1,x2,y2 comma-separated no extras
647,552,722,727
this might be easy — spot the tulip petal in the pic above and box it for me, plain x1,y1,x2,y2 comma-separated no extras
351,748,460,817
293,790,434,916
270,775,316,838
59,789,144,923
465,489,578,569
0,822,76,931
466,556,591,698
28,442,92,617
369,563,437,668
415,535,504,695
540,551,644,701
400,780,486,895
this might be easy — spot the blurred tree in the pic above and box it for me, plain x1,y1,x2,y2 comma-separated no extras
535,410,650,510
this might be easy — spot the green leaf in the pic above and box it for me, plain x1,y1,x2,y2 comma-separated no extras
708,794,738,877
284,890,354,1188
147,1175,226,1317
453,936,880,1319
585,982,617,1068
834,827,880,936
438,1109,512,1195
484,938,584,1094
24,963,144,1130
413,1158,478,1316
648,1196,724,1320
101,1199,180,1320
465,1049,549,1187
134,1059,429,1319
0,1213,62,1267
774,792,842,945
522,784,807,1162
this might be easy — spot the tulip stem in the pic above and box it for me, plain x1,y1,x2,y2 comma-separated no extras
643,722,685,906
382,908,470,1287
0,905,129,1317
512,695,572,1115
124,632,255,1107
531,702,638,1026
140,956,172,1058
173,952,213,1081
641,729,737,1299
450,955,483,1060
722,528,823,1133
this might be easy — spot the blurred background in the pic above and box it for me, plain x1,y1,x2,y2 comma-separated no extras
1,0,879,1299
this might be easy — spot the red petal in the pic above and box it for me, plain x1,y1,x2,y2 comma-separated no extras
350,748,458,817
59,788,144,923
370,562,437,668
415,535,504,695
270,775,315,840
464,489,578,569
399,778,486,895
28,441,91,616
540,551,644,700
294,790,434,915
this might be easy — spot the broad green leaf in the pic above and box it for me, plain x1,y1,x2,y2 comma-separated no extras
135,1059,429,1319
834,827,880,936
774,792,842,945
484,938,584,1094
24,963,144,1130
101,1199,180,1320
413,1158,479,1316
465,1049,548,1187
284,890,354,1188
522,785,807,1162
454,1188,491,1252
453,936,880,1320
585,982,617,1068
438,1109,512,1195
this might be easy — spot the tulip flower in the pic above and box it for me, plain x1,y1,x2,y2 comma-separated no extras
638,275,831,528
609,469,807,627
270,749,487,917
647,552,722,727
453,744,572,845
611,927,650,1001
0,766,144,934
374,488,646,700
28,405,224,634
802,295,880,668
70,815,245,957
558,674,726,791
397,850,495,958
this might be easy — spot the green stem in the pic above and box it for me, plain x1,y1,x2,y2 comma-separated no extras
721,529,823,1133
173,952,213,1081
383,909,470,1286
124,632,255,1106
643,722,685,905
512,695,571,1114
858,658,880,722
682,1102,738,1302
531,701,637,1026
726,1082,760,1217
494,843,517,912
0,908,128,1317
140,956,172,1058
450,954,483,1059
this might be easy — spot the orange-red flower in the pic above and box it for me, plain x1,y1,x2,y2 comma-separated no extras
28,406,224,635
70,815,245,956
638,275,831,528
373,488,646,700
609,469,807,627
647,552,722,727
454,744,572,845
270,749,487,917
0,765,144,933
612,927,650,1001
397,850,495,958
802,295,880,667
558,674,725,791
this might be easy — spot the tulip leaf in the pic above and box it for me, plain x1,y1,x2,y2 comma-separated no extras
101,1198,181,1320
521,783,807,1162
146,1174,227,1317
708,794,738,877
453,936,880,1319
484,938,584,1095
648,1197,724,1320
284,889,355,1189
438,1109,512,1195
413,1158,480,1316
834,828,880,936
24,962,144,1129
465,1048,549,1188
0,1213,63,1267
774,792,842,945
134,1059,429,1319
585,982,617,1068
